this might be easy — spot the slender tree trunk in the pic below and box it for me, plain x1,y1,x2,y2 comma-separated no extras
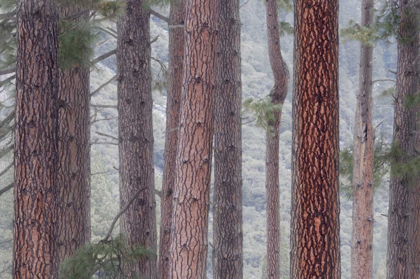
290,0,340,278
168,0,218,277
57,5,91,262
265,0,289,278
117,0,157,277
351,0,374,278
407,10,420,279
158,1,185,277
212,0,243,277
13,0,59,278
387,0,420,278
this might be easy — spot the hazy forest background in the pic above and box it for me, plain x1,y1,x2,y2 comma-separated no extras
0,0,397,278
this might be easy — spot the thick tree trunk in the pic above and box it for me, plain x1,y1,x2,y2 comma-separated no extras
117,0,157,277
212,0,243,277
13,0,60,278
168,0,218,277
158,1,185,278
351,0,374,277
264,0,289,278
387,0,420,278
290,0,341,278
57,5,91,262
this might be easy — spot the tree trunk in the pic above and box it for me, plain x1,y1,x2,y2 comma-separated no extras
212,0,243,277
387,0,420,278
265,0,289,278
57,5,91,262
351,0,374,277
13,0,60,278
117,0,157,277
158,1,185,278
168,0,218,277
290,0,341,278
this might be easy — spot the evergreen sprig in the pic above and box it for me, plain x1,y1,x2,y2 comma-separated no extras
340,138,391,199
242,97,282,133
59,235,151,279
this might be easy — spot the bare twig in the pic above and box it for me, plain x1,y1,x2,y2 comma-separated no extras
102,187,147,242
96,132,118,141
91,170,110,176
150,35,160,45
169,24,184,29
0,75,16,87
240,0,251,8
0,183,13,197
91,104,117,109
93,26,118,39
0,162,13,178
0,110,15,129
90,49,117,66
0,66,16,76
0,145,13,159
372,78,396,85
91,117,118,125
149,9,169,23
90,75,118,97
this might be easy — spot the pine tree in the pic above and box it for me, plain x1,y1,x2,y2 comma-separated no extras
57,4,91,262
264,0,289,278
117,0,157,277
290,0,341,277
158,0,185,278
212,0,243,277
13,0,60,278
386,0,420,277
168,0,218,276
350,0,375,277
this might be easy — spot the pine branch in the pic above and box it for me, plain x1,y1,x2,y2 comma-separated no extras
90,49,117,66
101,186,148,242
149,9,169,23
90,74,118,97
0,183,13,197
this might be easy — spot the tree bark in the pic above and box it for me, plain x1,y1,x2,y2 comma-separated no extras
387,0,420,278
351,0,374,277
117,0,157,277
158,1,185,278
57,5,91,263
13,0,60,278
290,0,341,278
212,0,243,277
168,0,218,277
264,0,289,278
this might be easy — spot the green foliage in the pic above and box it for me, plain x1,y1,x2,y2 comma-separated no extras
340,138,391,199
279,21,293,37
277,0,292,12
379,86,396,98
242,97,282,133
59,235,151,279
341,20,380,46
59,19,97,69
54,0,125,18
